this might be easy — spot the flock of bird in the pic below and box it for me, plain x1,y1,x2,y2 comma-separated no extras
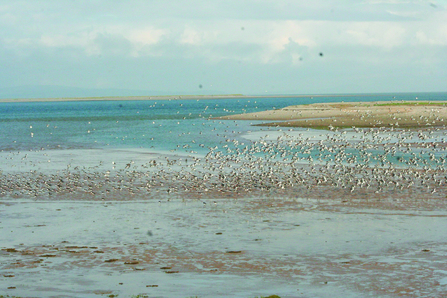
1,124,446,202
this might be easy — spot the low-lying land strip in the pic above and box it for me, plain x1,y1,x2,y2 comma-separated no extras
0,93,384,103
217,101,447,128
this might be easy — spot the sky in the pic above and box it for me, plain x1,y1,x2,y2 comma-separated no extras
1,0,447,97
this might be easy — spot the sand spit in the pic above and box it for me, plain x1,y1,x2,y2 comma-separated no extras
217,101,447,128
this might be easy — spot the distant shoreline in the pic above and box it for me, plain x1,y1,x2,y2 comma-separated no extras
0,93,392,103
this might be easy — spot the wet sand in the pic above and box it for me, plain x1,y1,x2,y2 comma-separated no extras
2,192,447,298
2,144,447,297
217,101,447,128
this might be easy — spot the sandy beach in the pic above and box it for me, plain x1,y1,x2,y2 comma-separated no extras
217,101,447,129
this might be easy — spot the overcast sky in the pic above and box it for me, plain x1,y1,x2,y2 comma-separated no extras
1,0,446,96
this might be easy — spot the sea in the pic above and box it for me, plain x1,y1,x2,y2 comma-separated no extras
1,92,447,173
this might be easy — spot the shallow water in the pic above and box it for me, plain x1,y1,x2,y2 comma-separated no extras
1,93,446,153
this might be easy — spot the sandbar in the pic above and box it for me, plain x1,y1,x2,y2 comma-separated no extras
217,101,447,129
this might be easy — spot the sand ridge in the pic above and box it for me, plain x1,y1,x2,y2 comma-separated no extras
217,101,447,128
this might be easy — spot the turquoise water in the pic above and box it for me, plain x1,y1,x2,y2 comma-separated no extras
1,93,446,155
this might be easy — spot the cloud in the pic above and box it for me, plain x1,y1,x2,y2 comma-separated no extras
3,14,446,62
0,0,446,94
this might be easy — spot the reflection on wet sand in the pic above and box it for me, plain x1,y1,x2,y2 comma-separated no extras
2,197,447,297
